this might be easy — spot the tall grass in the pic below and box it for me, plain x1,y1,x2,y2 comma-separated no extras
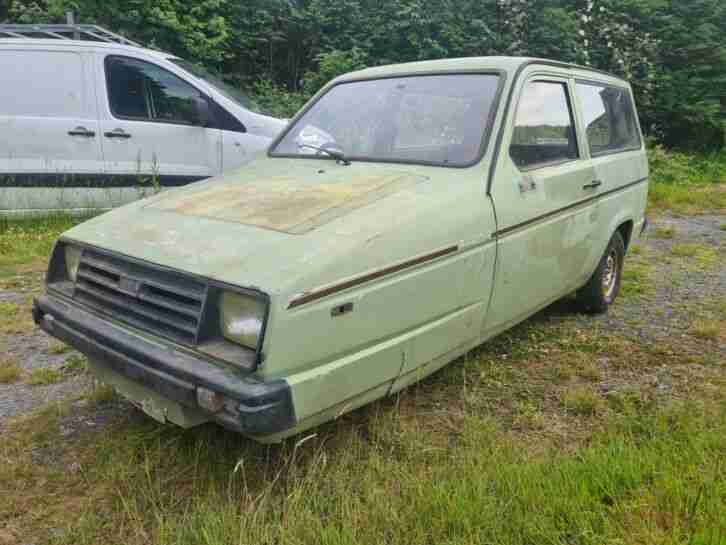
648,146,726,213
0,212,96,272
44,394,726,545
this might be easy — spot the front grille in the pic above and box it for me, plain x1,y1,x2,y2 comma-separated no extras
73,248,207,346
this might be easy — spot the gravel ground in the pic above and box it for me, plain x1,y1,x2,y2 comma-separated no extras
0,212,724,429
589,214,726,355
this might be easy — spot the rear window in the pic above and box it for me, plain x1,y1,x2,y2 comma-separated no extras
575,82,641,156
0,50,84,117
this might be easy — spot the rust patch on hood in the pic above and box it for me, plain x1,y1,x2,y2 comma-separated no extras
147,174,425,234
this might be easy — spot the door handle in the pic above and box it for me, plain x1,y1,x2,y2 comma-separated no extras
104,128,132,139
583,180,603,190
68,126,96,137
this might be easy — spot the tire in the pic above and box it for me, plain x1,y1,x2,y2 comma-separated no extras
576,231,625,314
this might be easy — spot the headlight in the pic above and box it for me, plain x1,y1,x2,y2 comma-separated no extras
220,291,266,350
64,245,82,282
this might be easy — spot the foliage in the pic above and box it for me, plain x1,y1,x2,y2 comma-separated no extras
249,79,309,119
4,0,726,149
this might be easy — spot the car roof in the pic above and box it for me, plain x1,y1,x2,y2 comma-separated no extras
337,56,626,86
0,38,173,60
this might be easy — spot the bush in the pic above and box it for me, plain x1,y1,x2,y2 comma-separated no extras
249,79,309,119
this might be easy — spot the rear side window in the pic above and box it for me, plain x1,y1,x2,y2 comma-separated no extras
105,56,203,125
510,81,579,170
575,82,641,156
0,50,84,117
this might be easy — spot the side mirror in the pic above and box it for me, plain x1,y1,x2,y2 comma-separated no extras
192,96,212,127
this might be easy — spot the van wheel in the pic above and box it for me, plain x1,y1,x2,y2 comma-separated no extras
576,231,625,314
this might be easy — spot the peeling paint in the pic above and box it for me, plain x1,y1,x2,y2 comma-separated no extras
148,174,427,234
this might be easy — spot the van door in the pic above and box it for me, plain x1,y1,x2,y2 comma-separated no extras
486,75,599,334
99,54,220,192
0,48,104,212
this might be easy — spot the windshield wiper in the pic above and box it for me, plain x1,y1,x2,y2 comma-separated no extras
298,144,350,165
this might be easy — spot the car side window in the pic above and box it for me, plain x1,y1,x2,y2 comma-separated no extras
510,81,579,170
106,56,203,125
575,82,641,156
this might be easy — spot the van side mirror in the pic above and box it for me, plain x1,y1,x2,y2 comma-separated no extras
192,97,212,127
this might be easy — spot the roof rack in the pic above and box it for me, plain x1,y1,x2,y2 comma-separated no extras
0,24,141,47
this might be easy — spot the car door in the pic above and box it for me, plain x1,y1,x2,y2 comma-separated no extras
486,73,600,334
216,110,272,171
0,47,104,211
99,54,220,190
573,80,649,252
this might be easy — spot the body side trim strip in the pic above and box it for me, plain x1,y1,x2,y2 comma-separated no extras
288,244,459,309
0,173,207,188
493,177,648,239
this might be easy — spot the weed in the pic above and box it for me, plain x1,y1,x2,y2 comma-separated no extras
48,341,71,355
0,213,94,275
689,319,724,340
647,146,726,213
720,223,726,231
606,388,648,414
0,358,21,384
60,354,87,374
553,364,575,381
514,400,546,430
561,386,604,415
653,226,675,239
578,361,602,382
86,383,117,405
27,367,64,386
621,260,653,298
670,243,719,270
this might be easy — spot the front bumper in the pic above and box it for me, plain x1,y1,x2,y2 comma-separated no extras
33,294,295,436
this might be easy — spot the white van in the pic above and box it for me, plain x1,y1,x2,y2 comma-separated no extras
0,25,285,215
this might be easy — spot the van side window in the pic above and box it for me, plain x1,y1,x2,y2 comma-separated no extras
106,56,203,125
0,51,84,117
575,82,641,156
509,81,579,170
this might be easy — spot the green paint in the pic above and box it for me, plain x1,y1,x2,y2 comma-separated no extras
52,57,649,441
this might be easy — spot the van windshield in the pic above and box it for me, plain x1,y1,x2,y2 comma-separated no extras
168,58,259,113
270,74,500,167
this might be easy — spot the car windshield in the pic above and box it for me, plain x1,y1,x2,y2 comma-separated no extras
168,57,259,113
271,74,500,167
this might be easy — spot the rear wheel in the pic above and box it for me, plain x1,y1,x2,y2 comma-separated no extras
576,231,625,314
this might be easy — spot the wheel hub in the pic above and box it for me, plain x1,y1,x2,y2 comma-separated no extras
602,250,618,298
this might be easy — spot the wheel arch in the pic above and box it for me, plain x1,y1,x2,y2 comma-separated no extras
616,219,634,251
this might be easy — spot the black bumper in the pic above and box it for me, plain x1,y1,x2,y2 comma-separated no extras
33,294,295,435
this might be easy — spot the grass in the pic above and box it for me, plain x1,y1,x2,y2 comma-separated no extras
0,213,92,276
561,385,604,415
0,358,21,384
720,223,726,231
3,378,726,545
670,243,719,270
620,259,654,298
27,367,64,386
648,146,726,214
48,340,72,355
653,226,676,239
60,354,87,374
689,319,725,340
26,355,88,386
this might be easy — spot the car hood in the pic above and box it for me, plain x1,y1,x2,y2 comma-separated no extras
61,158,459,297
